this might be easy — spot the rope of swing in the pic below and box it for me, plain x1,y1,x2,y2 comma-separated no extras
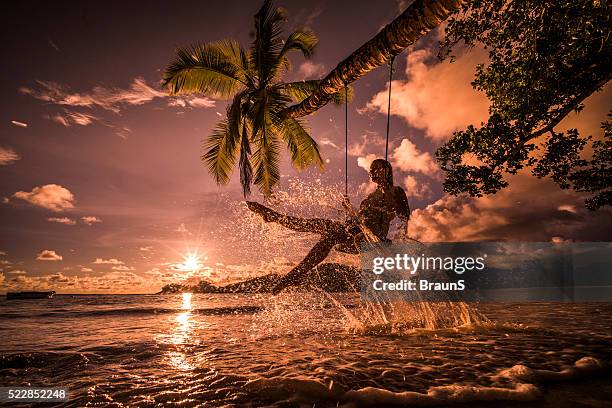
343,54,394,194
344,81,348,196
385,55,395,161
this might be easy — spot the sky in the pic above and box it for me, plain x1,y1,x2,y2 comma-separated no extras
1,0,610,294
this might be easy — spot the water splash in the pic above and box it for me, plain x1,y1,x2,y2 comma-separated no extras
229,178,489,334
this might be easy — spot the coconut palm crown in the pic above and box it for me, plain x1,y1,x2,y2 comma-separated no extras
163,0,347,197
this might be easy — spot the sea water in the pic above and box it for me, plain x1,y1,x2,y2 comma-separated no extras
1,294,611,407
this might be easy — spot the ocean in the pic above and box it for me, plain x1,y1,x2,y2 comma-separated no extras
1,293,611,407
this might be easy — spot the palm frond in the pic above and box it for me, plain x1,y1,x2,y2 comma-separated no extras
163,42,247,98
239,120,253,197
251,114,281,196
201,119,240,185
272,115,323,170
252,0,287,84
280,30,318,59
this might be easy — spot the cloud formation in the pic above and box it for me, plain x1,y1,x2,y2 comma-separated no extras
51,110,98,127
11,184,75,212
348,132,386,157
403,175,432,199
390,138,438,175
168,96,215,108
0,270,155,294
364,47,489,141
319,138,340,150
47,217,76,225
81,216,102,226
112,265,135,271
20,77,215,114
357,153,378,173
0,147,20,165
298,61,326,78
93,258,124,265
409,172,611,242
36,250,63,261
21,78,165,113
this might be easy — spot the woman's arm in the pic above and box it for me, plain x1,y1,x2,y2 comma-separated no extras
394,187,411,234
394,187,411,219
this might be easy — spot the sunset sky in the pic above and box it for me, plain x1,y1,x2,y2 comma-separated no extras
1,0,610,293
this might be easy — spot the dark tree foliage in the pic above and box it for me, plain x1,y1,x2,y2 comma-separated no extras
436,0,611,209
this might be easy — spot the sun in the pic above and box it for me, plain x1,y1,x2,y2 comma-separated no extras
182,253,201,271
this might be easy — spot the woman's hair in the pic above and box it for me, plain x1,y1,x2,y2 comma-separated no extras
370,159,394,186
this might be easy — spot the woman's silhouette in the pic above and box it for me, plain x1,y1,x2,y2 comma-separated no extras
247,159,410,293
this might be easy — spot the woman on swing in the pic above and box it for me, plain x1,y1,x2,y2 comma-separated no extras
247,159,410,294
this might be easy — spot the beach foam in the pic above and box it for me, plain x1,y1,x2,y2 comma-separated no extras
495,356,606,383
244,357,607,407
342,383,540,406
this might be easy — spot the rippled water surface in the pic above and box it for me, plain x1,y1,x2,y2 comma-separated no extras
1,294,611,407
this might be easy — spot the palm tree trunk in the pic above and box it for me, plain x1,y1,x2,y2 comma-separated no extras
281,0,464,118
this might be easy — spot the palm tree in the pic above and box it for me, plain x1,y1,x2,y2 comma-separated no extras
163,0,346,197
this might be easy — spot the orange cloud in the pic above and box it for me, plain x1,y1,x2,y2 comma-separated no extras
93,258,124,265
390,138,438,175
0,147,20,165
36,250,63,261
112,265,135,271
364,47,489,141
11,184,75,212
403,175,432,199
409,171,610,242
81,216,102,226
47,217,76,225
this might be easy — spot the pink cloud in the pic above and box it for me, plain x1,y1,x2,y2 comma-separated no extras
298,61,326,78
185,96,215,108
21,77,215,115
51,110,98,127
20,78,166,113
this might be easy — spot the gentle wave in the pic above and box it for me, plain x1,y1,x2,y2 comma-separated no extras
0,351,91,370
0,305,263,319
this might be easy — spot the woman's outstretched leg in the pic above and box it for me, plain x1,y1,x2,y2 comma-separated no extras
246,201,340,235
271,233,341,294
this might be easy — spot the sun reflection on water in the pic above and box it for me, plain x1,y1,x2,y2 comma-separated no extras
160,293,196,371
181,292,192,310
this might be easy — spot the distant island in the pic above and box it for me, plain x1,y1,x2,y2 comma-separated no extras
158,263,361,294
